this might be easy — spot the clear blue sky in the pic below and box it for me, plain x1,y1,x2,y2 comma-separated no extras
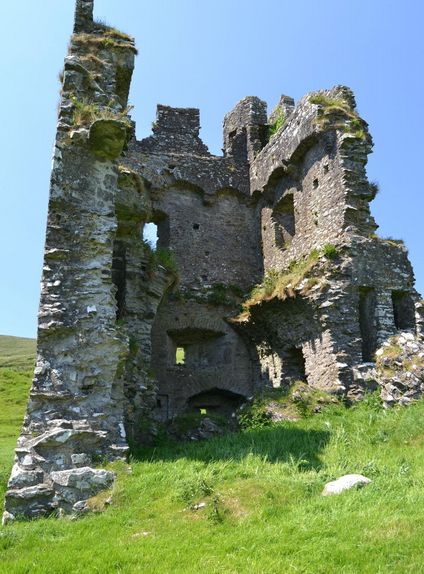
1,0,422,338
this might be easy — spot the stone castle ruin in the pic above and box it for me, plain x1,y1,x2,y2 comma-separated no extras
4,0,424,522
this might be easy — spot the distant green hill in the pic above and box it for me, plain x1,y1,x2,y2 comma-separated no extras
0,335,36,370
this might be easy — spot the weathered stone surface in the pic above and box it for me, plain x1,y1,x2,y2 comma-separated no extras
4,0,422,521
375,332,424,407
4,0,136,522
322,474,371,496
51,467,114,509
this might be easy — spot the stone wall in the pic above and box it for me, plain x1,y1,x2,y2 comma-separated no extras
4,3,138,523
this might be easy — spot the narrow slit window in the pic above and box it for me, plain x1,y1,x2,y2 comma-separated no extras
176,346,186,365
359,287,377,361
112,240,126,319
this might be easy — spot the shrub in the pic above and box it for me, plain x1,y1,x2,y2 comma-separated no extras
155,248,178,274
323,243,338,260
369,181,380,199
238,402,273,431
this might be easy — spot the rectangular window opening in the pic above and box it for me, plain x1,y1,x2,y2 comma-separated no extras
392,291,416,331
176,346,186,365
283,346,307,385
142,222,158,250
273,193,295,249
142,215,170,251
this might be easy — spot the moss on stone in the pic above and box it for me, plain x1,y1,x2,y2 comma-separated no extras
89,119,128,160
238,382,338,429
73,24,138,54
310,94,368,140
376,341,402,364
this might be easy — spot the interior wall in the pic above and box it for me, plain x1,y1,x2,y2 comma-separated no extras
151,298,256,418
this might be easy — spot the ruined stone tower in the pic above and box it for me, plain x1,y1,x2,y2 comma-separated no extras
4,0,423,522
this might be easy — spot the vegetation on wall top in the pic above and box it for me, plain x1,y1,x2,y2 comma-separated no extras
309,94,369,141
235,245,339,321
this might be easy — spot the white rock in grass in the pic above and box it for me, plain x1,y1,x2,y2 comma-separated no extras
322,474,371,496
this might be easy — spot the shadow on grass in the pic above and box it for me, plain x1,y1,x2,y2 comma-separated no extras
130,425,330,471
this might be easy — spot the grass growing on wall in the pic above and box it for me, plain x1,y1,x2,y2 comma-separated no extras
268,109,286,138
235,245,340,321
309,94,368,140
3,342,424,572
71,97,133,128
235,250,322,321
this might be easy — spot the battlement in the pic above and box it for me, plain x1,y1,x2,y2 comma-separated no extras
139,104,210,156
154,105,201,135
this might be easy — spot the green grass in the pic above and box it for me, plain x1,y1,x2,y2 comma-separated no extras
309,93,368,140
3,343,424,572
235,249,322,321
0,335,36,370
268,108,286,137
0,368,32,505
71,96,133,128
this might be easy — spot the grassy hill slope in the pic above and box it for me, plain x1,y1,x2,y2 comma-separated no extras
0,335,36,370
1,341,424,572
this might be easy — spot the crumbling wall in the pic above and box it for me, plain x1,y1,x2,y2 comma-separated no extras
255,87,377,272
4,2,137,523
112,168,176,444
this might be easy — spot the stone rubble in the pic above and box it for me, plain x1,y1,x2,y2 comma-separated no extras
375,331,424,408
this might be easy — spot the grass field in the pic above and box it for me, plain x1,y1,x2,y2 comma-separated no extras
1,338,424,573
0,335,36,370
